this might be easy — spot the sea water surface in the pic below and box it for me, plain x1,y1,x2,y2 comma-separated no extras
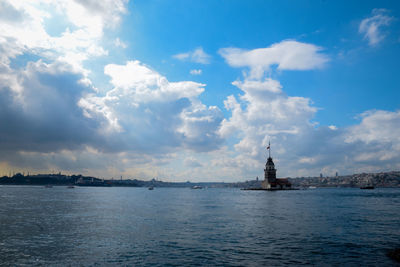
0,186,399,266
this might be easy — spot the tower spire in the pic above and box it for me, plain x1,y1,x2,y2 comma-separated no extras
267,140,271,158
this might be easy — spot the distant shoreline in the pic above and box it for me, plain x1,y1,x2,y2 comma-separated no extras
1,171,399,188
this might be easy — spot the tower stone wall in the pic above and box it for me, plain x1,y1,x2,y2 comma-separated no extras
262,157,277,189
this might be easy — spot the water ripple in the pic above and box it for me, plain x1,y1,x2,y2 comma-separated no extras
0,187,399,266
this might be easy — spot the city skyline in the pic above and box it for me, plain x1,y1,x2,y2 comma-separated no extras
0,1,399,181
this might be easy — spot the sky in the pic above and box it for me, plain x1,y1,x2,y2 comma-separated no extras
0,0,400,181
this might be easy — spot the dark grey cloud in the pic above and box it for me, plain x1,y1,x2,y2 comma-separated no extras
0,61,102,154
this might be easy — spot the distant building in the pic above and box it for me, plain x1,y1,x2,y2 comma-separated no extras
261,142,291,190
320,173,323,178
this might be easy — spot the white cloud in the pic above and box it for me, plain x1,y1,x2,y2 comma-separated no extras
1,55,399,181
345,110,400,145
359,8,393,46
328,125,338,130
219,90,400,178
173,47,211,64
219,77,317,161
219,40,329,79
298,157,317,164
103,61,205,102
114,37,127,48
0,0,226,181
0,57,225,180
1,1,399,182
217,41,400,179
184,157,203,168
81,60,224,152
190,69,202,75
70,0,128,27
0,0,128,70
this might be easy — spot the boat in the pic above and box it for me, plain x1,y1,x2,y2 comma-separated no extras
148,187,154,190
191,185,203,189
360,186,374,189
67,185,75,188
308,186,317,189
45,185,53,188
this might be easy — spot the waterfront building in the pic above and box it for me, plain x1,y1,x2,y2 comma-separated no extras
261,142,291,190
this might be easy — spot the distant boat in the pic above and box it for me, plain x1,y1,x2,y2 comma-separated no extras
360,186,374,189
67,185,75,189
45,185,53,188
308,186,317,189
148,187,154,190
191,185,203,189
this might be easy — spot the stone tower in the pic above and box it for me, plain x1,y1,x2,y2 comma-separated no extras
261,141,277,189
264,156,277,183
261,141,291,190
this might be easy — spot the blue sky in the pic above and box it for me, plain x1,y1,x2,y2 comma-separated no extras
0,0,399,181
118,0,400,125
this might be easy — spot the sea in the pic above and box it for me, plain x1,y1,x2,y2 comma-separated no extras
0,186,399,266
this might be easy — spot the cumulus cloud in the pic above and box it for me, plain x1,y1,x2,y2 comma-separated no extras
72,0,128,26
345,110,400,145
103,61,205,102
0,0,227,180
80,60,224,153
0,0,128,70
0,0,222,178
219,79,400,178
219,77,318,163
217,41,400,179
1,2,399,182
173,47,211,64
0,58,224,178
0,60,101,153
0,0,127,155
190,69,202,75
219,40,329,79
359,9,393,46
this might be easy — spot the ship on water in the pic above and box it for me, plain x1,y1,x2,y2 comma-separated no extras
360,185,374,189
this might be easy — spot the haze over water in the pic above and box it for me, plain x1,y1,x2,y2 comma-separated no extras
1,186,399,266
